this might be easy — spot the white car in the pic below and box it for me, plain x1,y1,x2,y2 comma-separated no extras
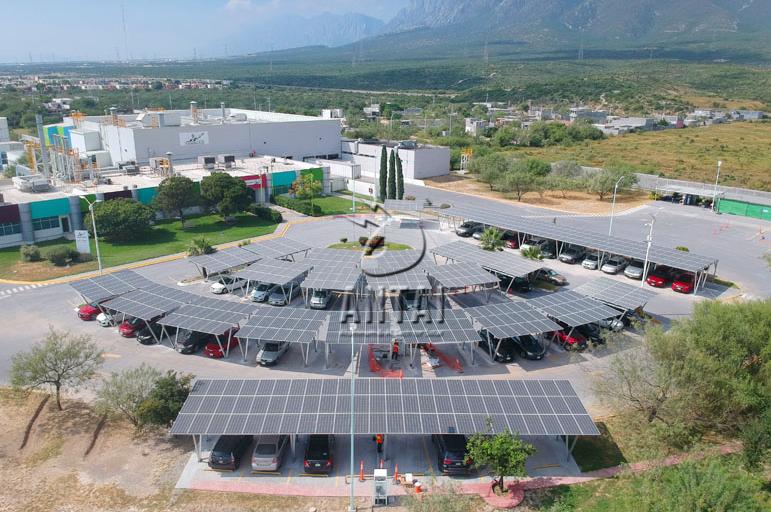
96,311,113,327
258,341,290,366
624,260,645,279
210,275,246,295
309,289,331,309
601,257,628,275
249,283,277,302
582,253,607,270
598,317,625,332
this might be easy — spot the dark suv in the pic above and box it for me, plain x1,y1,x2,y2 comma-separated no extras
176,329,214,354
208,435,252,471
512,334,547,360
433,434,472,474
498,274,531,293
304,435,335,474
478,329,515,363
136,323,172,345
455,221,482,237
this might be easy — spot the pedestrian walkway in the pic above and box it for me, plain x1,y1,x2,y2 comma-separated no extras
0,282,48,297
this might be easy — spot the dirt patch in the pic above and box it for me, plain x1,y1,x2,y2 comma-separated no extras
1,259,98,281
424,174,650,215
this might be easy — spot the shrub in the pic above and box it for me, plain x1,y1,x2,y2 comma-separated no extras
675,246,689,252
404,195,416,201
358,236,369,246
339,237,348,243
187,237,215,256
44,247,72,266
19,244,41,262
136,371,193,427
238,239,251,247
272,195,321,216
76,252,93,263
521,246,543,260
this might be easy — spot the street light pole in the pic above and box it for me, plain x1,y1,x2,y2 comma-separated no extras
640,216,656,288
348,322,357,512
712,160,722,212
85,197,103,275
608,176,625,237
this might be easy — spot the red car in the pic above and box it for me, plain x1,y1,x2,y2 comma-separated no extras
203,336,240,358
503,232,520,249
118,317,147,337
645,266,674,287
550,330,588,351
672,273,695,294
78,302,101,321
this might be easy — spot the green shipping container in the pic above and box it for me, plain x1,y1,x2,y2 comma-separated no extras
718,198,771,220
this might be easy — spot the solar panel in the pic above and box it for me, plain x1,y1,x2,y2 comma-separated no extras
188,247,261,276
573,277,657,311
305,248,363,265
236,308,328,343
527,290,623,327
322,313,395,345
364,268,433,291
392,309,480,344
463,299,562,339
426,262,500,289
69,270,153,302
244,237,311,260
170,377,600,437
384,199,426,212
440,204,717,273
158,302,256,335
235,260,312,287
431,241,543,279
101,284,198,320
302,261,362,292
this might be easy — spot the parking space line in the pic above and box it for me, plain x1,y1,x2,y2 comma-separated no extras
286,468,292,484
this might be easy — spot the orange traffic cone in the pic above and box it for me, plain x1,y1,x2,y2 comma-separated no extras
359,460,365,482
393,463,399,484
380,458,384,469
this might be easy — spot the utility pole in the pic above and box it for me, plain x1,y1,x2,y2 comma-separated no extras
712,160,722,212
640,215,656,288
608,176,626,237
348,323,357,512
83,197,103,275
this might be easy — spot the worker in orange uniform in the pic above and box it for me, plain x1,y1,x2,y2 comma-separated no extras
391,340,399,360
375,433,383,454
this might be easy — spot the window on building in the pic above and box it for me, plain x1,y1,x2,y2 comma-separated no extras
31,216,61,231
272,185,290,196
0,222,21,236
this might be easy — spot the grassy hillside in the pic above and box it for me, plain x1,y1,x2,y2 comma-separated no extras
512,122,771,190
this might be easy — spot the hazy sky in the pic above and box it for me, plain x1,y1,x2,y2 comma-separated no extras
1,0,408,63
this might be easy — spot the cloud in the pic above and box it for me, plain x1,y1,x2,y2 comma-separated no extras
225,0,254,12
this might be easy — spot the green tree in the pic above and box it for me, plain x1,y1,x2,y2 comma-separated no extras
187,237,214,256
387,149,396,199
11,327,103,410
587,166,637,200
153,175,200,221
479,227,504,251
96,364,162,426
136,371,193,427
466,425,535,493
495,161,542,201
395,150,404,200
200,172,252,219
520,158,552,177
84,198,154,242
294,173,323,210
379,145,388,202
469,153,508,191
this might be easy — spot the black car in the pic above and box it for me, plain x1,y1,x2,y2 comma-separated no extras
576,324,606,346
540,242,557,259
136,323,170,345
304,435,335,474
558,246,586,264
208,435,252,471
433,434,472,474
499,274,531,293
455,221,482,237
478,329,516,363
512,334,547,360
176,329,214,354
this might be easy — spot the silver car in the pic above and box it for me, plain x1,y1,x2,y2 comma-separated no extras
309,289,331,309
624,260,645,279
268,282,302,306
258,341,290,366
251,435,289,472
249,282,277,302
582,253,606,270
601,257,628,274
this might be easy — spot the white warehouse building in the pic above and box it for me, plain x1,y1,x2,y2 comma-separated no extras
66,103,342,166
340,139,449,182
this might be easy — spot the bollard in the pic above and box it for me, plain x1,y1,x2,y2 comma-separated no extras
359,460,365,482
380,458,384,469
393,463,399,484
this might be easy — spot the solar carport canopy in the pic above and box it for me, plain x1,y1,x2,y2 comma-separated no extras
70,270,153,302
426,262,500,289
244,237,311,260
188,247,261,276
442,205,718,272
170,377,600,436
235,259,312,287
431,241,543,278
302,261,362,291
101,284,198,320
464,299,562,339
527,290,622,327
306,248,362,265
363,251,434,291
158,303,254,335
573,277,656,311
236,307,328,344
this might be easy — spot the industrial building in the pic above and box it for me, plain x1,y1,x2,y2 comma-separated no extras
340,139,450,181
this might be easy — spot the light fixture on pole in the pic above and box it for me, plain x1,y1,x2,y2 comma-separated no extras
712,160,722,212
348,321,357,512
608,175,626,237
640,215,657,288
83,196,103,275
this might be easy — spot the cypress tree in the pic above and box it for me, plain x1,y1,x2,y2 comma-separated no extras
387,149,396,200
378,145,388,202
395,150,404,200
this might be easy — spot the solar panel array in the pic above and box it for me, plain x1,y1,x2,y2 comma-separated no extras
441,204,717,272
158,303,253,335
306,248,363,265
527,290,622,327
235,260,312,287
463,300,562,339
244,237,311,260
322,312,396,345
393,309,480,345
431,241,543,278
188,247,262,275
169,378,600,436
236,308,329,344
426,262,500,289
573,277,657,311
384,199,426,212
101,284,198,320
70,270,153,302
302,262,362,291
